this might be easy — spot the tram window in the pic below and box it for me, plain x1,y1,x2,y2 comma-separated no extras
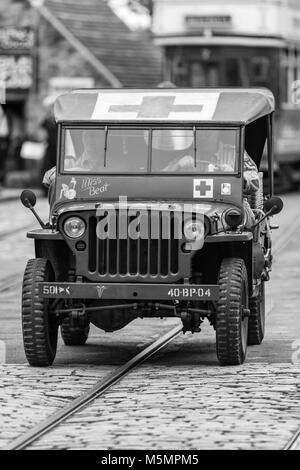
225,58,242,86
189,62,219,87
251,57,270,86
281,65,289,104
190,63,206,87
280,48,300,106
224,58,249,87
172,55,189,87
207,65,219,86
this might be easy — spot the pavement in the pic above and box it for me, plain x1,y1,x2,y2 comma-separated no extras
0,187,44,204
0,187,23,204
0,192,299,449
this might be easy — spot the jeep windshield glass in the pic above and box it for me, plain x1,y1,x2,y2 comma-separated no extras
63,128,238,174
151,129,238,173
63,128,148,173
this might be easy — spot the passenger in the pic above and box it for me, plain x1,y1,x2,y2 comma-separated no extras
64,130,105,171
43,130,104,202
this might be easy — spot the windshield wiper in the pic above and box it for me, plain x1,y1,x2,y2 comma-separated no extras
104,126,108,167
193,126,197,168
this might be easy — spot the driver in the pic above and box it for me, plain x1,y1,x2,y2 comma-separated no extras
159,131,259,228
162,133,259,195
162,148,260,195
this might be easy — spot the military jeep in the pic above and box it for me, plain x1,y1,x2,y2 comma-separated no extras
21,88,283,366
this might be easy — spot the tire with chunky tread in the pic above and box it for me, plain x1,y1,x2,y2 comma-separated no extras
22,258,58,366
248,282,265,345
61,317,90,346
216,258,249,366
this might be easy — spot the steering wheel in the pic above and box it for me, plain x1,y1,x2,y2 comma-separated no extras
179,156,216,172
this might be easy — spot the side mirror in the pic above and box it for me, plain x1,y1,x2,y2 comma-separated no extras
264,196,283,215
20,190,37,208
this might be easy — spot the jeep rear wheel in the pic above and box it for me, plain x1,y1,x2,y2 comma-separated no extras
248,282,265,345
22,258,58,366
61,317,90,346
216,258,249,366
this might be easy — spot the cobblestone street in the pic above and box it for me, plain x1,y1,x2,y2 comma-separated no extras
0,193,299,449
26,364,300,450
1,0,300,455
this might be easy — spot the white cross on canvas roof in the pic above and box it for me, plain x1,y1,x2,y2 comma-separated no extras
54,88,275,123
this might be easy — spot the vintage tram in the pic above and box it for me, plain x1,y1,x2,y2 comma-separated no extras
153,0,300,191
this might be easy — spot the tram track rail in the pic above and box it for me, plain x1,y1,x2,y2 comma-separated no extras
5,324,183,450
284,428,300,450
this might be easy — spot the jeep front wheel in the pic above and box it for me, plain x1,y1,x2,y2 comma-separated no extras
216,258,249,366
22,258,58,366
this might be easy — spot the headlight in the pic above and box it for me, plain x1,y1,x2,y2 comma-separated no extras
63,217,86,239
224,208,244,228
184,220,205,241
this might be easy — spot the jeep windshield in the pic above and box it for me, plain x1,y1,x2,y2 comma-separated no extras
62,127,239,174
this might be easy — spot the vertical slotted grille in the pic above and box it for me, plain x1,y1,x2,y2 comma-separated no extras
88,210,180,278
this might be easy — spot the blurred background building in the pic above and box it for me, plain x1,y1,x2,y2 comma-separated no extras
0,0,161,188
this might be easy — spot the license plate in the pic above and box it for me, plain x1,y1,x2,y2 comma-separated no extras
167,287,215,298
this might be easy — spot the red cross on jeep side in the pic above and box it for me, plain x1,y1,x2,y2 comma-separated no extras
109,96,203,118
195,180,211,195
193,179,213,198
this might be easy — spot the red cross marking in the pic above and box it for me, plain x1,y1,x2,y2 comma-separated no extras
195,180,212,196
109,96,203,118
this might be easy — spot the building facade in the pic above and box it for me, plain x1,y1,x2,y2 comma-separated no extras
0,0,162,185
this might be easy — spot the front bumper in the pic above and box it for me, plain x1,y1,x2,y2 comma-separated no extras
39,282,219,301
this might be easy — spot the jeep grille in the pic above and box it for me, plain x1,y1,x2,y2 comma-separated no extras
88,211,180,279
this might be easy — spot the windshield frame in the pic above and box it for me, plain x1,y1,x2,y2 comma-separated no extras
59,123,242,176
